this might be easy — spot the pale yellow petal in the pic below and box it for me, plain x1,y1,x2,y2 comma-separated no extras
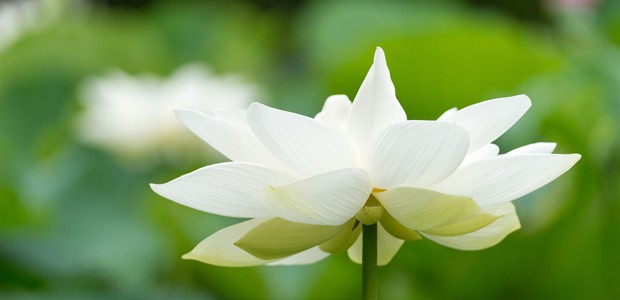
422,203,521,250
380,211,422,241
320,219,362,254
376,187,485,231
182,218,272,267
235,218,343,260
421,212,499,236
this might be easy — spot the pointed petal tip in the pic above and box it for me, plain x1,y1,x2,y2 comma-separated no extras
149,183,162,193
438,107,458,120
443,120,470,136
247,102,270,117
374,47,386,64
149,182,173,199
173,108,194,117
173,109,186,120
492,94,532,110
248,101,261,108
248,101,266,109
559,153,582,165
325,94,350,101
515,94,532,107
173,109,208,125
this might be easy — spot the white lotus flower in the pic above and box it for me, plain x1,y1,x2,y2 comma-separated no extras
76,64,261,157
151,48,580,267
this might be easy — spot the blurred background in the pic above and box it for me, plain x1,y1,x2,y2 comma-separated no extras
0,0,619,299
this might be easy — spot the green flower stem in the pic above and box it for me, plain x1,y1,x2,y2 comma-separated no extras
362,223,378,300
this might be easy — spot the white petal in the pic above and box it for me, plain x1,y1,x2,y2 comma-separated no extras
151,162,296,218
247,103,358,176
175,109,283,167
439,95,531,153
347,224,404,266
259,168,372,226
346,47,407,160
267,247,330,266
213,108,251,131
461,144,499,165
431,154,581,207
314,94,351,129
507,142,556,155
182,218,272,267
422,202,520,250
368,121,469,188
438,107,457,119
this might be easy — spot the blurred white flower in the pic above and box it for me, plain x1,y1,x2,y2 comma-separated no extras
0,0,58,51
151,48,580,267
76,64,262,157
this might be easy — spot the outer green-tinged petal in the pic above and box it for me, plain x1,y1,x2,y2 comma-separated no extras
320,219,362,254
259,168,372,225
346,47,407,160
175,110,283,166
380,211,422,241
347,224,404,266
507,142,556,155
376,224,406,266
368,121,469,188
267,247,331,266
375,187,487,232
184,219,330,267
247,103,358,176
314,95,351,129
151,162,295,218
236,218,344,260
182,218,272,267
420,213,499,236
430,154,581,207
439,95,531,154
422,203,521,250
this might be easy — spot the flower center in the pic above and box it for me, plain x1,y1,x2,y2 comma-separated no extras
355,193,384,225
